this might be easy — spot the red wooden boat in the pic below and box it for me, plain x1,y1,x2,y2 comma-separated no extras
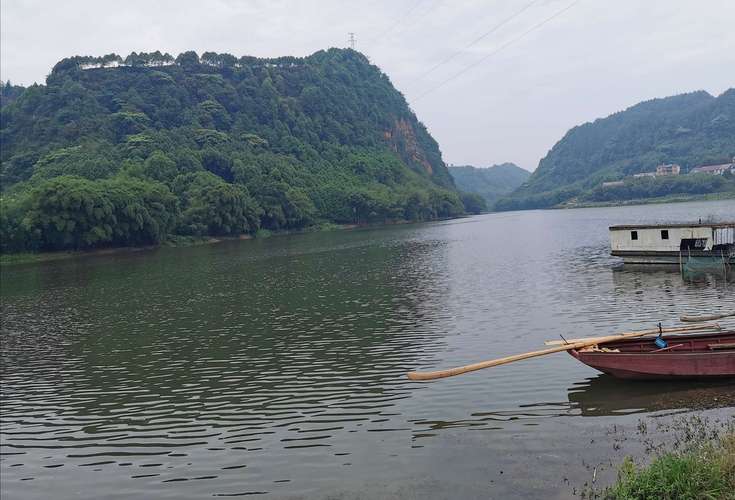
569,331,735,379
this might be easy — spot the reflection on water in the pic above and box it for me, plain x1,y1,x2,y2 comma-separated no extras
614,264,734,285
568,375,735,416
1,200,734,499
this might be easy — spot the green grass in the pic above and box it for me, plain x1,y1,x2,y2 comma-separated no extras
601,431,735,499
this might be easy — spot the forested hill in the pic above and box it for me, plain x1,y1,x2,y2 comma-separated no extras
0,49,465,253
496,89,735,210
448,163,529,208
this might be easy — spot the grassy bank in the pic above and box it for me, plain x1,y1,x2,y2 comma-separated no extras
605,431,734,499
584,417,735,499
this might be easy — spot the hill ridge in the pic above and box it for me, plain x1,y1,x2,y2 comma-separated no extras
496,89,735,210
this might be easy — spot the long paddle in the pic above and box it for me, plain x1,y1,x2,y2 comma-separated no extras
406,323,720,381
680,311,735,322
543,322,721,346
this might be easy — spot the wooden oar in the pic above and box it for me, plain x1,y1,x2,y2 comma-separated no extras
680,311,735,322
543,322,720,345
406,323,720,381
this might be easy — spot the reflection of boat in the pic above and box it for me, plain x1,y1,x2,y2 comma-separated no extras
568,374,735,416
569,331,735,379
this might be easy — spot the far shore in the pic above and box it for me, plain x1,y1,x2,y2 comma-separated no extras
488,190,735,213
553,190,735,210
0,218,462,267
4,193,733,267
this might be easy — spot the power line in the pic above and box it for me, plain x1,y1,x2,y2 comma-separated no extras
364,0,425,47
389,0,442,40
414,0,579,102
415,0,540,81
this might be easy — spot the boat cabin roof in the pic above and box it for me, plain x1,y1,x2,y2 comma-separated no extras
609,222,735,231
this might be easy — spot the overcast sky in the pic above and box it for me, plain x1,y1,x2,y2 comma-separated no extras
2,0,734,170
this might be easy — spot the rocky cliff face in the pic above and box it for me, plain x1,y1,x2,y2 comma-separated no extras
385,118,435,176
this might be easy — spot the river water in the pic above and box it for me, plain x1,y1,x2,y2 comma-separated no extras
1,200,734,499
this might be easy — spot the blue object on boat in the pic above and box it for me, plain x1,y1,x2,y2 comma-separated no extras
655,336,668,349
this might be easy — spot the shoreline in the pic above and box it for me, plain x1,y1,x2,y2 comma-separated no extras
553,190,735,210
483,191,735,214
0,218,460,267
5,193,733,266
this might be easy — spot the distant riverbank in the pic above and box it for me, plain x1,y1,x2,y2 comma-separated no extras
553,190,735,210
0,218,459,266
1,227,311,266
485,190,735,213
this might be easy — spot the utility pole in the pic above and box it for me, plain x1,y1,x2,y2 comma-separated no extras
348,32,356,49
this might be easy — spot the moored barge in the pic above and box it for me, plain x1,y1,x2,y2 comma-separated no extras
609,222,735,265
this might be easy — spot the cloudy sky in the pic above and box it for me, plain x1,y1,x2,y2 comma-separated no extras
2,0,733,170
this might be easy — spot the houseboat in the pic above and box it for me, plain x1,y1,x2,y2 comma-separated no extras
609,222,735,265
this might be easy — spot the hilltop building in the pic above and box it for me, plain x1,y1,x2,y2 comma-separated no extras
655,164,681,176
631,164,681,179
690,158,735,175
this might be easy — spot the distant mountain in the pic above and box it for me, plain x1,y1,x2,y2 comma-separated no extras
449,163,530,208
496,89,735,210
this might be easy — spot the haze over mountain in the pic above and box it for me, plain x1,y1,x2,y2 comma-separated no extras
448,163,529,209
0,49,468,253
496,89,735,210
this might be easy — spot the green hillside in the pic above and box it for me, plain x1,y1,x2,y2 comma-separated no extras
496,89,735,210
0,49,465,253
449,163,530,209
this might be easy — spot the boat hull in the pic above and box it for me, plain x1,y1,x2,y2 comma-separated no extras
569,331,735,380
611,250,735,265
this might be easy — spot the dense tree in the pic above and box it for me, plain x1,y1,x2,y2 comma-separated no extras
16,176,178,250
1,81,26,108
177,172,261,236
459,192,487,214
0,48,472,254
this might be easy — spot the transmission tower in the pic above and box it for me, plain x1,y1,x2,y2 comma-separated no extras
348,32,356,49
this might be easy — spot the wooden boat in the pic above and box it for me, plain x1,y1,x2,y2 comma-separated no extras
568,331,735,379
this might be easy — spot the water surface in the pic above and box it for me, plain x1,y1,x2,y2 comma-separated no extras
2,200,734,499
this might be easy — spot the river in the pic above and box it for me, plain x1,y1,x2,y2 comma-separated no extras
1,200,734,499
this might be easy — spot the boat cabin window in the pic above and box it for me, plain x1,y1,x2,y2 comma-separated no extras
630,231,638,240
661,230,669,240
680,238,707,250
